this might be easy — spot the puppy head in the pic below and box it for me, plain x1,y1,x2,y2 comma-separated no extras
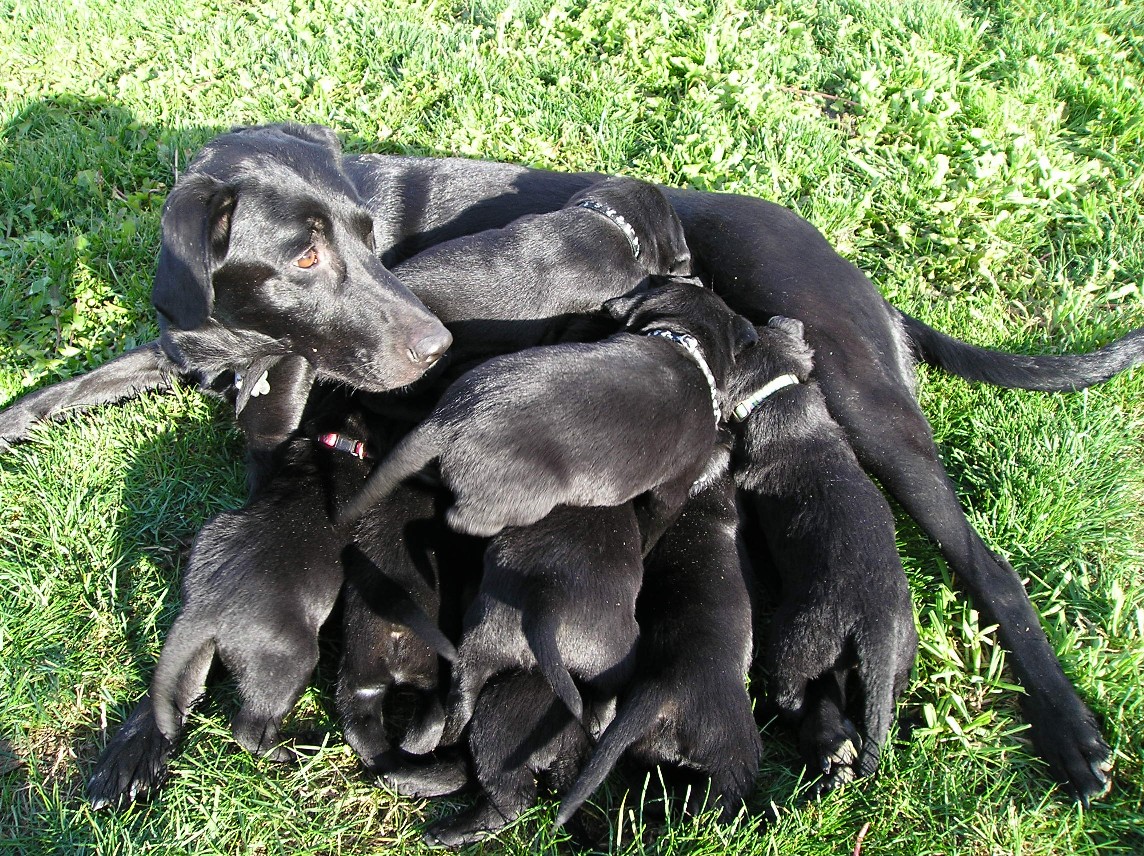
153,123,451,394
725,316,815,421
568,177,692,277
605,281,757,411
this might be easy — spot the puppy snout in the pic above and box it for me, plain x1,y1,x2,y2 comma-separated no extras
407,326,453,365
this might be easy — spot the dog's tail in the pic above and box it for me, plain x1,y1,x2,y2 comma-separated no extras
387,593,458,663
555,685,662,828
900,312,1144,391
336,427,439,526
149,618,218,741
523,613,584,723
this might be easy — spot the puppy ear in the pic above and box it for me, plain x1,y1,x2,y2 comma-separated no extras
152,174,236,330
767,315,805,342
602,292,644,322
734,315,759,351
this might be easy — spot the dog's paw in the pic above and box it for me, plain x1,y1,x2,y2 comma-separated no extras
87,701,175,810
1026,702,1112,806
798,702,864,797
231,711,295,762
423,801,511,850
380,752,471,798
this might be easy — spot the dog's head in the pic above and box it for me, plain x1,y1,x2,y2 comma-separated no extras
726,316,815,406
154,124,451,393
566,177,691,277
604,281,757,416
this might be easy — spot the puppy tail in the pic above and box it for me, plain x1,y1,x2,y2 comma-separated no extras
336,428,438,527
523,615,583,722
555,687,661,828
390,597,458,663
149,620,218,741
900,312,1144,391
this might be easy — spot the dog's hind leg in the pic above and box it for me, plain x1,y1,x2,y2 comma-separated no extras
87,694,176,810
225,631,323,761
829,381,1112,803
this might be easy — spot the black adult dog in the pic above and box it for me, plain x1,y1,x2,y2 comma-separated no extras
337,282,757,535
729,317,918,794
3,122,1141,802
556,463,761,827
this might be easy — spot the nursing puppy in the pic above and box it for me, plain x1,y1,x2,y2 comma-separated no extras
86,389,457,806
440,503,643,745
389,669,598,849
556,463,761,828
393,174,693,368
87,385,358,808
336,470,472,769
729,317,918,792
337,281,759,534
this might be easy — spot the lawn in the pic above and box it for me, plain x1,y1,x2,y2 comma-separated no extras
1,0,1142,853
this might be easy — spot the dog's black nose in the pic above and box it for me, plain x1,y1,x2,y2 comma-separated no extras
408,327,453,364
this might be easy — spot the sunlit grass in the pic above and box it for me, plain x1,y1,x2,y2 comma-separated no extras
1,0,1141,853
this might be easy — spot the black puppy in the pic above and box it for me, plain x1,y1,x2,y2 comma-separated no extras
440,503,642,744
87,395,356,809
729,317,918,793
338,281,758,534
86,391,458,806
556,463,761,828
335,470,473,768
394,174,692,368
386,668,599,849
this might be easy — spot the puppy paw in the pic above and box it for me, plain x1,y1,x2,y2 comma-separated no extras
380,751,471,798
231,710,297,762
423,801,511,850
798,703,863,796
87,700,175,810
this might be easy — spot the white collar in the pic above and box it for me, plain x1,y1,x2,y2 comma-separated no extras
645,329,720,427
731,373,800,422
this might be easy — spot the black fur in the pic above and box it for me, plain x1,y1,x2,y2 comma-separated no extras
441,504,642,744
556,466,760,827
337,282,758,534
3,124,1130,802
86,394,461,807
730,317,918,793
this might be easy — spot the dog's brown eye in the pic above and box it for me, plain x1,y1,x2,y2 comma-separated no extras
296,246,319,269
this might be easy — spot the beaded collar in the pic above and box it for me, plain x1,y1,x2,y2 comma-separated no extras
645,329,721,427
577,199,640,258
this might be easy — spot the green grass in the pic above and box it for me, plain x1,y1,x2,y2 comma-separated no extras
1,0,1142,853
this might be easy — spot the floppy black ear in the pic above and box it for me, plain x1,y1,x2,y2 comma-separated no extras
152,174,236,330
734,315,759,351
602,292,645,322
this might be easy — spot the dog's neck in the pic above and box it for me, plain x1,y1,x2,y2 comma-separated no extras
644,329,720,427
731,373,801,422
576,199,640,259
